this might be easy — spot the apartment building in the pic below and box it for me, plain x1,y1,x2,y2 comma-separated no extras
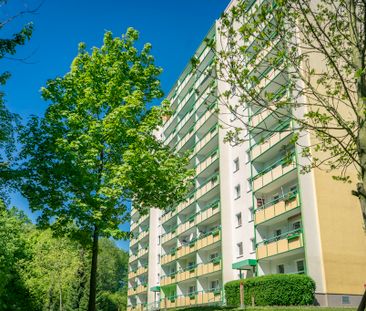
127,1,366,310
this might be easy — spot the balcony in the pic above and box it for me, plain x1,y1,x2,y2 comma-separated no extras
194,125,218,155
160,271,177,286
177,191,195,214
176,216,196,236
135,265,148,277
255,192,300,225
161,207,176,224
196,149,219,176
161,225,177,245
175,126,195,151
196,227,221,250
257,229,304,260
127,304,146,311
196,200,220,224
251,125,292,160
176,241,196,259
135,284,148,295
161,248,177,265
161,290,222,309
252,156,297,192
196,258,222,277
196,174,219,200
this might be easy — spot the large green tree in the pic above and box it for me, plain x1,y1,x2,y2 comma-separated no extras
0,0,32,199
19,28,192,311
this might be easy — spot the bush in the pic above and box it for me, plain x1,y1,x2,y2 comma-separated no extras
224,274,315,306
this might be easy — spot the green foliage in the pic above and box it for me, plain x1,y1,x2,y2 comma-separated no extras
0,202,35,311
0,3,33,200
19,27,192,242
224,274,315,307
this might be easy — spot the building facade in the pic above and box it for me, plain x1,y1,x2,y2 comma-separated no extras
127,1,366,310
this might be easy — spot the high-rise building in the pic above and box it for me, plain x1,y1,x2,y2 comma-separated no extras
127,1,366,310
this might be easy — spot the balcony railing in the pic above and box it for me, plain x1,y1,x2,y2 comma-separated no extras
196,149,219,176
194,125,218,155
252,155,296,191
251,123,292,160
196,173,220,200
256,228,303,259
255,191,300,225
160,290,222,309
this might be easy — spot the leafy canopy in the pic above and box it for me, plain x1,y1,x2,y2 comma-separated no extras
19,28,193,242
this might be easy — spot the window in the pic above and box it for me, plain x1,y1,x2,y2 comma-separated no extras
277,264,285,274
237,242,243,257
249,207,254,221
293,221,301,230
233,158,240,172
250,238,256,252
296,260,305,273
211,280,220,290
189,285,196,294
210,252,219,260
187,261,196,269
236,213,242,227
235,184,241,199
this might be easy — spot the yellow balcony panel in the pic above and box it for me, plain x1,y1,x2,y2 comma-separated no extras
177,243,196,259
251,130,292,160
255,193,300,225
196,175,219,199
196,261,221,277
136,285,148,295
177,220,195,235
194,126,218,154
256,231,303,260
177,194,195,213
252,157,297,192
196,203,220,224
196,150,218,176
162,230,176,244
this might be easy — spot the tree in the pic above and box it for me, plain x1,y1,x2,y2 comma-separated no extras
0,202,35,311
19,28,193,311
22,229,82,311
201,0,366,309
0,0,33,199
204,0,366,228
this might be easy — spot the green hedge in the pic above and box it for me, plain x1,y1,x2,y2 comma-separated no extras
225,274,315,306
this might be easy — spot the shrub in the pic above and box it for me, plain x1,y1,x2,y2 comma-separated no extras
224,274,315,306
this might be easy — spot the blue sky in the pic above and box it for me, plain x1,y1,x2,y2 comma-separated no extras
2,0,229,250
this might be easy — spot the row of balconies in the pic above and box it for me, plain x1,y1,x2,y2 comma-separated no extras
161,200,220,245
127,304,146,311
161,228,221,265
128,283,148,296
130,213,149,232
128,265,148,280
252,155,296,192
256,229,303,260
251,124,292,160
129,247,148,263
130,227,149,248
160,290,222,309
160,259,221,286
255,192,299,225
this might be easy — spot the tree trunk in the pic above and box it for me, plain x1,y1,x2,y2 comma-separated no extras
357,289,366,311
88,226,99,311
